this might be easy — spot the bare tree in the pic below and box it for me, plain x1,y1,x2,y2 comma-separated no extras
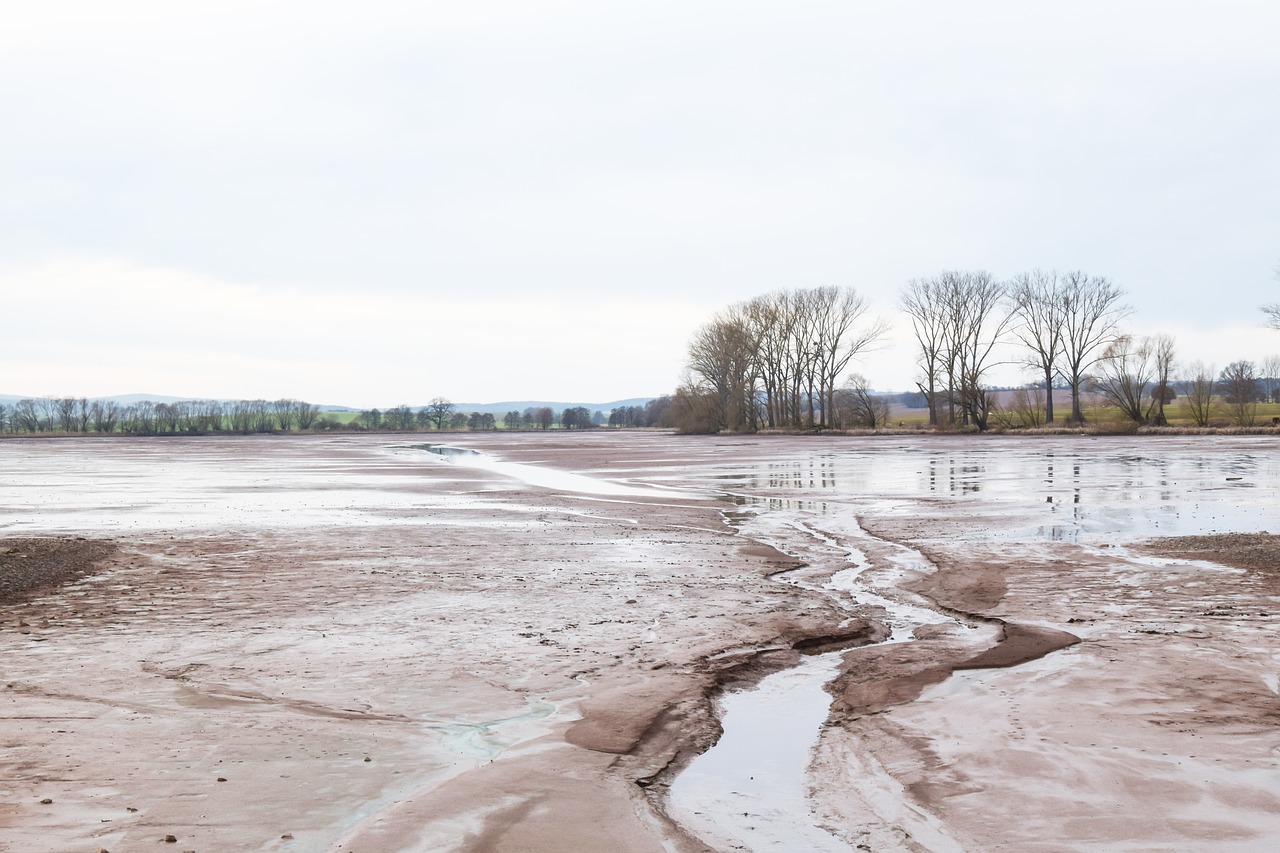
273,399,299,431
1008,269,1066,423
1058,271,1130,422
1091,335,1159,423
743,292,795,429
943,271,1013,430
56,397,80,432
426,397,455,430
1260,355,1280,404
531,406,554,430
901,271,1012,430
685,308,759,432
1175,368,1219,428
1219,360,1262,426
559,407,592,430
199,400,226,431
155,402,182,433
90,400,121,433
810,287,888,428
835,374,891,429
1149,334,1176,425
900,276,948,426
384,404,414,430
11,399,41,432
125,400,158,435
296,401,319,430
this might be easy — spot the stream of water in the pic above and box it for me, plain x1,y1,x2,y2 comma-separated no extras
422,436,1280,852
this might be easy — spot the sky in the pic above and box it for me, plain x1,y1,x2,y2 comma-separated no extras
2,0,1278,407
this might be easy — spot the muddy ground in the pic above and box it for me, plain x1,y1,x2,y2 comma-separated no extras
1,432,1278,852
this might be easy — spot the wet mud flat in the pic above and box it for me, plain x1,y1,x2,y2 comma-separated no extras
2,433,1279,851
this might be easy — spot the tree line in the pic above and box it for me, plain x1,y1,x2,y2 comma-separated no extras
678,272,1279,434
0,397,322,435
0,395,676,435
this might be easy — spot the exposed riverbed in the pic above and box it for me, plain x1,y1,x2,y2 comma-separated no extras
2,432,1278,851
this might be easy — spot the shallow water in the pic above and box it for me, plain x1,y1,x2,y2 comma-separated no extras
662,435,1280,851
666,652,854,851
419,443,703,499
689,437,1280,543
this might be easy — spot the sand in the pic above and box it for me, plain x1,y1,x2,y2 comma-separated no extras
2,432,1278,852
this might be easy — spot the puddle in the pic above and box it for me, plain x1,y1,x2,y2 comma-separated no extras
666,652,855,852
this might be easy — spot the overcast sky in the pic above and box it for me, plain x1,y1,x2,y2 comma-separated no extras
3,0,1278,407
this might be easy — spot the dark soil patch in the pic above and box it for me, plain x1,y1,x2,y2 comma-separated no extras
0,537,117,604
1141,533,1280,593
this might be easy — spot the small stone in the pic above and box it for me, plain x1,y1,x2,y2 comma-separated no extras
363,756,371,762
281,833,294,839
625,599,637,604
217,776,227,782
126,806,138,812
163,835,177,843
39,798,52,804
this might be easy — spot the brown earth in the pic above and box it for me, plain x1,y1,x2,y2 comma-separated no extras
0,537,116,604
2,433,1278,852
1137,532,1280,592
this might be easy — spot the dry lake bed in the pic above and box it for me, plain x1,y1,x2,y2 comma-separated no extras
2,431,1278,852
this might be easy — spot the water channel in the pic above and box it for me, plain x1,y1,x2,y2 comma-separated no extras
428,436,1280,851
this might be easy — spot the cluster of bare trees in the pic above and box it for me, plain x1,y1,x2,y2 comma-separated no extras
1172,359,1279,427
902,269,1131,429
0,397,321,435
607,397,673,428
680,266,1280,434
502,407,556,430
678,286,887,433
901,270,1018,430
353,398,460,431
990,355,1279,430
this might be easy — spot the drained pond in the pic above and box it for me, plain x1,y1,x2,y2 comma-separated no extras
2,432,1278,851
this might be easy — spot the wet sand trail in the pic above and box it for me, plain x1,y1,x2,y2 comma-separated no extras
2,432,1279,851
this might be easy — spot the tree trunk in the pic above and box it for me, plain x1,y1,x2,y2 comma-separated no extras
1043,367,1055,424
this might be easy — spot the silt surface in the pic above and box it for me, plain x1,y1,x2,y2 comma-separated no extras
1,432,1278,852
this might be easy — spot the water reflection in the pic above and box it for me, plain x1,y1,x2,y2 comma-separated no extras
690,438,1280,542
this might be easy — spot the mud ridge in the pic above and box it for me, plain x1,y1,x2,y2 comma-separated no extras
825,524,1081,722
